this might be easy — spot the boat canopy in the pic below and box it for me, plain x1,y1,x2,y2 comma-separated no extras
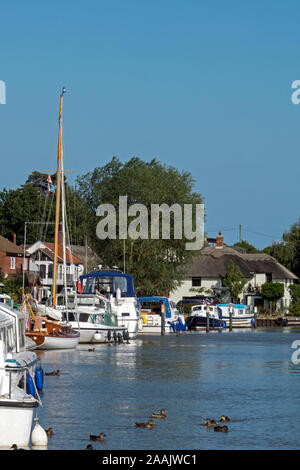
137,296,172,319
79,272,135,298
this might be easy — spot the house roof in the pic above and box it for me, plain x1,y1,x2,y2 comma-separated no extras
26,242,82,265
70,244,101,270
0,235,24,255
185,245,298,280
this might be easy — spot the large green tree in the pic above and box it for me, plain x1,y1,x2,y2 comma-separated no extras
223,259,247,302
76,157,204,295
261,282,284,311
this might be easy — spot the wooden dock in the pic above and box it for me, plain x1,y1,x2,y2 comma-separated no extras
256,317,300,327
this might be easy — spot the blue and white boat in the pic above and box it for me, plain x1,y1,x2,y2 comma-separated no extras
185,304,225,330
216,303,254,328
137,296,186,334
79,270,140,338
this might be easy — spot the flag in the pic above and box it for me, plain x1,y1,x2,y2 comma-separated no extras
47,175,52,194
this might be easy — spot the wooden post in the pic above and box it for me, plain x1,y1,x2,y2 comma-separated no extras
206,304,210,333
161,303,165,336
253,306,257,328
229,304,233,331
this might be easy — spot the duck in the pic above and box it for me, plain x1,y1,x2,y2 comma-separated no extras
88,348,95,352
89,432,106,442
219,415,230,423
45,370,60,376
151,408,167,419
86,444,93,450
46,427,54,436
135,419,156,428
214,425,228,433
204,418,218,427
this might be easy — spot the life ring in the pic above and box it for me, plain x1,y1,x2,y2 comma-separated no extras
141,315,147,324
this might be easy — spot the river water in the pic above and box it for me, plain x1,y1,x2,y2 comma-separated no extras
35,328,300,450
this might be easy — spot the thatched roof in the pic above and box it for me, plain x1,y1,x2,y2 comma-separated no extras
185,246,297,280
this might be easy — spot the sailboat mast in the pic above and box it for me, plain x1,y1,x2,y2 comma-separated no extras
52,87,66,307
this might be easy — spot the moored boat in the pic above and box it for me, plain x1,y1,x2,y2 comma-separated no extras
79,270,140,339
185,304,225,330
137,296,186,334
216,303,254,328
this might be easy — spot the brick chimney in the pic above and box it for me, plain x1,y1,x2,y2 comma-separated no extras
216,231,223,249
13,234,17,245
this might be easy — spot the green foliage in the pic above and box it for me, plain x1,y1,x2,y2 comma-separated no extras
261,282,284,300
261,281,284,311
223,259,247,301
262,242,295,273
234,239,259,253
77,157,203,295
289,283,300,304
1,276,23,305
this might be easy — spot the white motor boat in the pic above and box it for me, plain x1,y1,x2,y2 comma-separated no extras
55,292,128,343
0,339,39,448
78,271,140,339
137,296,186,334
216,303,254,328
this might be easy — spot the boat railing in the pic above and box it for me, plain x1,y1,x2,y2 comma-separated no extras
1,365,42,406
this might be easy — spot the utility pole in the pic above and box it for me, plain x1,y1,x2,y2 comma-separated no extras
239,224,242,243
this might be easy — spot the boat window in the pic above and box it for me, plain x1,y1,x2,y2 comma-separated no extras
113,276,127,293
79,313,90,322
239,309,243,315
0,328,6,352
68,312,77,322
170,301,175,309
18,319,25,348
7,325,14,352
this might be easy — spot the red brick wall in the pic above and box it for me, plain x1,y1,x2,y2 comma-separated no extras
0,250,24,278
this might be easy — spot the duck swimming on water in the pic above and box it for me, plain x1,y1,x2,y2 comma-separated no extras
220,415,230,422
151,408,167,419
214,425,228,433
135,420,156,428
46,427,54,436
204,419,217,427
89,433,106,442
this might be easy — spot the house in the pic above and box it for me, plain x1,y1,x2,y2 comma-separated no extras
0,234,28,278
25,241,84,300
170,232,298,310
69,244,101,273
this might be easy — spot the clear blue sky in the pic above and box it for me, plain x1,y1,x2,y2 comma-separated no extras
1,0,300,249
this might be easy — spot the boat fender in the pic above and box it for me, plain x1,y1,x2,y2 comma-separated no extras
141,315,147,324
251,318,255,327
107,330,112,341
31,418,48,447
35,366,44,391
117,333,123,343
123,330,129,341
223,321,226,328
26,374,36,397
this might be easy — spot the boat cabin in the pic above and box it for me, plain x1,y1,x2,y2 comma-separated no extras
79,271,135,298
137,297,177,320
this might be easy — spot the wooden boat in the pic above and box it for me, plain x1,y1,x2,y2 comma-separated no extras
22,295,79,350
22,88,79,350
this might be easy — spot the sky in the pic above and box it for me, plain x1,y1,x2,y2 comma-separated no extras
0,0,300,249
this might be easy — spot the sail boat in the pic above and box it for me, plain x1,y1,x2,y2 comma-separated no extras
22,87,80,350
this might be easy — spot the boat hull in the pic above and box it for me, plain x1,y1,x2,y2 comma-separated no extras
186,315,224,330
221,316,253,328
69,322,128,343
0,399,38,448
27,332,80,350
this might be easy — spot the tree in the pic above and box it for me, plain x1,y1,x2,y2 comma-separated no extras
261,282,284,311
288,283,300,316
262,242,295,274
223,259,247,302
76,157,203,295
234,240,259,253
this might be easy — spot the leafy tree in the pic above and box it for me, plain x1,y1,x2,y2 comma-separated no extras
288,283,300,316
223,259,247,302
261,282,284,311
234,240,259,253
262,242,295,274
76,157,203,295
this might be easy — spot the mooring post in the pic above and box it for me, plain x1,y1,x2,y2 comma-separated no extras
229,304,233,331
206,304,210,333
253,306,257,328
161,303,165,336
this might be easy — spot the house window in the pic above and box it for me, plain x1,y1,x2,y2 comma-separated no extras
266,273,272,283
10,257,15,270
192,277,201,287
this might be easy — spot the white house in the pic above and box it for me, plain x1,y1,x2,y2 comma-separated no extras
170,232,298,310
26,241,84,301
